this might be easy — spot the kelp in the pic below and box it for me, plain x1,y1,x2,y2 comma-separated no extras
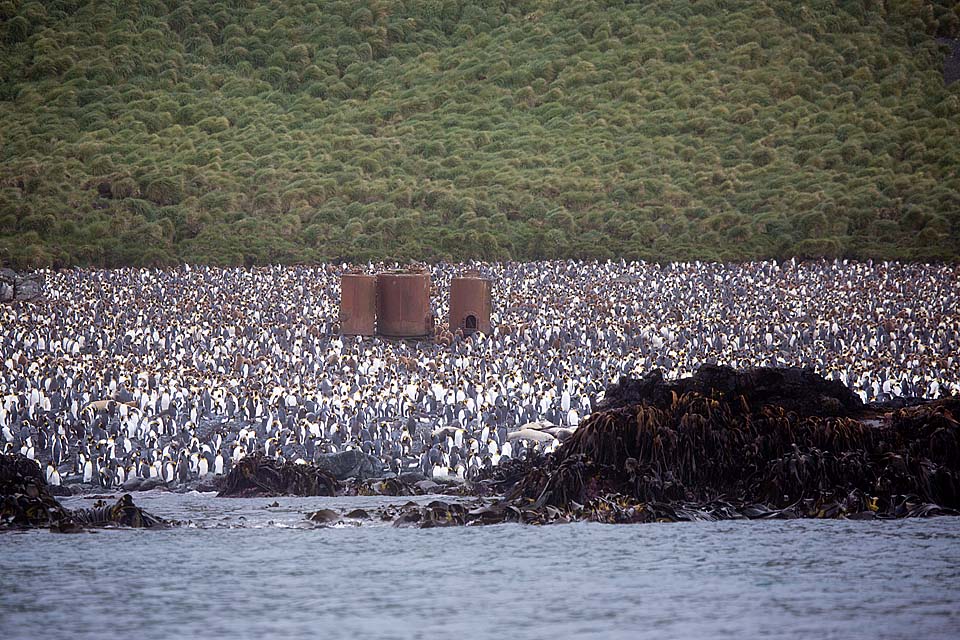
1,453,72,528
217,454,340,497
502,371,960,521
386,367,960,527
1,453,165,531
70,494,166,529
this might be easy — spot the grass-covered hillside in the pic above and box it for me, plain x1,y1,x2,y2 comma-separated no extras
1,0,958,267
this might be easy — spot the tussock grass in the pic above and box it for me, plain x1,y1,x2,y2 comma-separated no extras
0,0,958,267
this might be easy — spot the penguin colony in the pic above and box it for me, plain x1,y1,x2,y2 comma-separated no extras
1,260,957,491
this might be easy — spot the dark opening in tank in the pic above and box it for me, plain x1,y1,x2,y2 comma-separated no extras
465,315,477,330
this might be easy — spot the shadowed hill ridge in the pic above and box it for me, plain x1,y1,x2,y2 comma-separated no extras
1,0,958,268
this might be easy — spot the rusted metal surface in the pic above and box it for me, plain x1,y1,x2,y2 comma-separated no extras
376,271,433,337
339,273,377,336
449,275,492,335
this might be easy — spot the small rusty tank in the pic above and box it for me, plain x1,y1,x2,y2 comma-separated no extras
339,273,377,336
376,270,433,338
449,273,492,335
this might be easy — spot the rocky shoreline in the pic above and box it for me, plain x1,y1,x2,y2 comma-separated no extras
0,366,960,531
227,365,960,526
320,365,960,527
3,366,957,531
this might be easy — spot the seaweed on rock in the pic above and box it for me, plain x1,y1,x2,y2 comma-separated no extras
70,494,167,528
368,368,959,528
217,455,340,497
504,368,960,522
599,365,865,416
1,453,72,528
1,453,165,531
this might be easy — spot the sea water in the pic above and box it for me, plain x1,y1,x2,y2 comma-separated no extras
2,492,958,639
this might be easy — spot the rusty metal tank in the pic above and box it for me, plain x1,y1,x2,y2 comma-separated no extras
376,270,433,337
339,273,377,336
449,274,492,335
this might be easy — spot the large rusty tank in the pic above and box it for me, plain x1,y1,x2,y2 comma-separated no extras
376,270,433,338
339,273,377,336
449,273,492,335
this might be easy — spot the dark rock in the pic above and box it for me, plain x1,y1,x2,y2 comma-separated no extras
364,477,411,496
50,519,85,533
505,369,960,522
471,454,545,494
2,454,164,529
69,494,167,528
18,273,44,301
0,273,13,303
600,364,863,417
386,501,469,528
196,479,220,493
314,450,385,481
308,508,340,523
218,454,340,497
137,477,166,492
392,510,422,527
393,367,960,528
414,479,440,493
0,269,45,303
870,396,929,411
1,453,72,528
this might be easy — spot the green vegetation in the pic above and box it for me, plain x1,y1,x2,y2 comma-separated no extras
1,0,958,267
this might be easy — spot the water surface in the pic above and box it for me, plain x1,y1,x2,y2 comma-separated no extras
2,492,958,639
